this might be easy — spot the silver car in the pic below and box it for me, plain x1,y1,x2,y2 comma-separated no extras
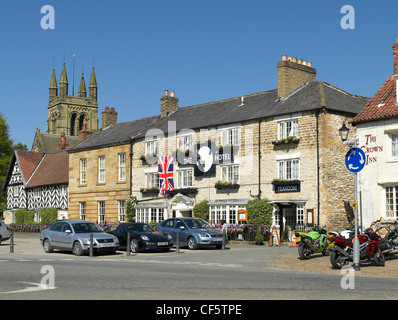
0,220,10,244
40,220,119,256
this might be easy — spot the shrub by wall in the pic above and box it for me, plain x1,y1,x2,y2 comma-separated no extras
15,208,35,224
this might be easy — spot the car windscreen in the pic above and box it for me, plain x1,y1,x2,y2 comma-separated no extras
72,223,103,234
127,224,155,233
186,219,215,229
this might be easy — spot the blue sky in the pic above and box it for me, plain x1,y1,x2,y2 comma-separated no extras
1,0,398,147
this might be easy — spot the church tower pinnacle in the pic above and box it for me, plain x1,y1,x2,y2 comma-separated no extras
49,68,58,101
89,67,98,102
59,62,69,97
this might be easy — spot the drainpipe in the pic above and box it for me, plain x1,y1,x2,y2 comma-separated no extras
129,138,134,197
315,109,320,226
258,120,262,200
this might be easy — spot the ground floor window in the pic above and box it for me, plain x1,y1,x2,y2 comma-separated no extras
273,204,306,227
118,200,126,222
209,205,245,224
136,208,165,223
80,202,86,220
385,186,398,219
98,201,105,224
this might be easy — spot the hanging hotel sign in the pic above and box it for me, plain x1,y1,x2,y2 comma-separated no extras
272,180,301,193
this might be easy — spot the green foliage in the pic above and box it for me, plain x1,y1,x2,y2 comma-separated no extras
246,198,274,225
255,227,264,244
40,208,58,224
126,196,138,222
15,208,35,224
193,200,209,220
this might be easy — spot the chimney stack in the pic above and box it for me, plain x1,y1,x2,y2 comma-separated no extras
78,123,94,142
57,132,69,151
101,106,118,128
160,89,179,118
277,55,316,99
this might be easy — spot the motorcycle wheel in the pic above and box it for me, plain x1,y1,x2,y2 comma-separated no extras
374,250,385,267
330,250,349,269
298,243,312,260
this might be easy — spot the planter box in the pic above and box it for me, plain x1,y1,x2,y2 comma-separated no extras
215,183,240,190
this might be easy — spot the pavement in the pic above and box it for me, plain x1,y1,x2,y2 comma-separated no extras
2,232,398,278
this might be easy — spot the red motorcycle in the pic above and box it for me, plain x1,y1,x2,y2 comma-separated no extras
329,228,385,269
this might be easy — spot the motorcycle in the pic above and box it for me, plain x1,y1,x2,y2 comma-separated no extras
329,227,385,269
295,227,330,259
378,221,398,258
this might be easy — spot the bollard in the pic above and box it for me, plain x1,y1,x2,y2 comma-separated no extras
89,234,94,257
176,231,180,254
10,231,14,253
127,232,130,256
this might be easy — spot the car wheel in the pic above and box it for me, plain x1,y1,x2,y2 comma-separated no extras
43,239,53,253
72,241,84,256
130,238,140,253
187,237,198,250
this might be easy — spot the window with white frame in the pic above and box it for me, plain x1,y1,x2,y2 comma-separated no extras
209,205,245,224
13,185,19,197
118,153,126,181
118,200,126,222
98,156,105,183
297,204,305,225
177,169,193,188
392,134,398,158
146,139,159,156
278,159,300,180
385,186,398,219
60,185,67,196
178,134,193,151
33,188,41,198
221,165,239,184
98,201,105,224
278,119,299,139
136,207,165,223
80,202,86,220
146,172,159,189
221,127,239,146
80,158,87,184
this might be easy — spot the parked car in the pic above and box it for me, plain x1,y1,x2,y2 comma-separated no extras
107,222,173,253
156,217,224,250
0,220,10,244
40,220,119,256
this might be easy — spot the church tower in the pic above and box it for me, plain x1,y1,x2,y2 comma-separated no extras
47,63,99,137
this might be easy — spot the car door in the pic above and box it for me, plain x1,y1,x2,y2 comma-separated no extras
174,219,189,245
159,219,176,242
57,222,74,249
115,224,128,248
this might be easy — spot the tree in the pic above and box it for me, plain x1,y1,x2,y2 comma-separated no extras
0,114,14,205
193,200,209,220
126,196,138,222
246,198,274,225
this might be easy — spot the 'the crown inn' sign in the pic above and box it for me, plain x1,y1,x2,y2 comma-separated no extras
272,180,301,193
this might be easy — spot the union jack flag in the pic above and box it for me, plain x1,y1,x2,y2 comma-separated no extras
158,155,174,196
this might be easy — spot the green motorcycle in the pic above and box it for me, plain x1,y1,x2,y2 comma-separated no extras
294,227,330,259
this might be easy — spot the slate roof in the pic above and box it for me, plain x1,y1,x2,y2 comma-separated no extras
352,75,398,124
69,115,160,152
133,81,368,138
68,81,368,149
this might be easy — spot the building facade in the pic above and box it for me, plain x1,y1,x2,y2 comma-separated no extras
67,55,368,233
352,38,398,228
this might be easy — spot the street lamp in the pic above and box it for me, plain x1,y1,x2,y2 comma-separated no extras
339,121,360,271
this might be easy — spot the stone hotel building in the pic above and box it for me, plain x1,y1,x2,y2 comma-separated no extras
67,56,368,232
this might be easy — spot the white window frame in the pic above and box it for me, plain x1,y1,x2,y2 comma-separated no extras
278,159,300,180
209,205,245,224
221,128,239,146
80,202,86,220
385,185,398,219
13,185,19,197
146,172,159,189
98,201,105,224
178,134,193,151
118,153,126,182
392,133,398,158
60,185,67,196
221,164,239,184
278,118,299,140
33,188,41,199
80,158,87,184
177,169,193,188
118,200,126,222
146,139,159,156
98,156,106,183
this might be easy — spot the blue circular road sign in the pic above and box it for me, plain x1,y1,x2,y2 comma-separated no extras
345,148,366,173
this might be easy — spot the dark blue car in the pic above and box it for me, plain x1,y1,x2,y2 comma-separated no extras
156,218,224,250
107,223,173,253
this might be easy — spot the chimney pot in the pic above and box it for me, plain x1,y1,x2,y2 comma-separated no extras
170,91,175,97
105,106,109,110
110,107,115,111
282,55,287,61
164,89,169,97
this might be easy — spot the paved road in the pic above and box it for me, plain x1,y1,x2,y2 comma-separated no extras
1,233,398,305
